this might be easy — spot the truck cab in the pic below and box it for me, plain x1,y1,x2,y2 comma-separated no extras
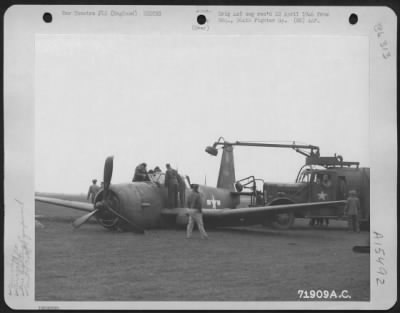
298,168,344,202
299,168,344,219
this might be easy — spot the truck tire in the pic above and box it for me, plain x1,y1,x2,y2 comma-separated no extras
270,212,295,229
262,211,295,229
262,199,296,229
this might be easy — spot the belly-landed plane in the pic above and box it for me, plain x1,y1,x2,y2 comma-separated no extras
35,144,346,234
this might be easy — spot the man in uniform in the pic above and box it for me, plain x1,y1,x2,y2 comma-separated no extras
344,190,361,232
132,163,150,182
87,179,100,203
186,184,208,239
164,163,179,208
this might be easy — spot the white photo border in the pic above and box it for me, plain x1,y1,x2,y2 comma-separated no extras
3,4,397,310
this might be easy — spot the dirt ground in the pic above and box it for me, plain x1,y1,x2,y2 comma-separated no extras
35,202,370,301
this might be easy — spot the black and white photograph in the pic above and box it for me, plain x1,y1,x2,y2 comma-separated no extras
3,5,397,310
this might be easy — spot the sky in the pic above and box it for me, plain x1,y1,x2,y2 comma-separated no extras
35,34,369,193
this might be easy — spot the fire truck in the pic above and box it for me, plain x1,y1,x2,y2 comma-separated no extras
206,138,370,230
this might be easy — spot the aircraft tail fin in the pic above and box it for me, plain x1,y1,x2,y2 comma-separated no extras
217,145,236,191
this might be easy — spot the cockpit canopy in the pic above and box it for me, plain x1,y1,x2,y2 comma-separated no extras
148,172,191,188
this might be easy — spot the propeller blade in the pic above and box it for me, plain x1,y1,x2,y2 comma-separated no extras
72,209,98,229
103,156,114,192
103,202,145,234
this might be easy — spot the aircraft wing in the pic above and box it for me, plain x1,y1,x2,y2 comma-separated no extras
202,200,346,218
161,200,346,218
35,196,94,213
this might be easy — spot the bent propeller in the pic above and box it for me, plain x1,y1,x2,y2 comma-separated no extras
72,156,144,233
72,209,98,228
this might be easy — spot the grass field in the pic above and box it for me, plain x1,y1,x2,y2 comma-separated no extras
35,202,370,301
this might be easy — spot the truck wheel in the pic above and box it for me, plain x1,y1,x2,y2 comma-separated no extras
270,212,295,229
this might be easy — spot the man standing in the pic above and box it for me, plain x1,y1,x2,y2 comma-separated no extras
132,163,150,182
87,179,100,203
186,184,208,239
344,190,361,232
177,172,186,208
164,163,179,208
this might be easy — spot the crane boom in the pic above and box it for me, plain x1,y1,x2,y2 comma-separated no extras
206,138,320,158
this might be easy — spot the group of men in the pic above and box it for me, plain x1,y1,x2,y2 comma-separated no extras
132,163,158,182
131,162,207,238
309,188,361,232
87,162,195,213
132,162,186,209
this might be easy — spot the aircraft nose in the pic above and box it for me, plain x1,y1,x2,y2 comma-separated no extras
94,189,121,229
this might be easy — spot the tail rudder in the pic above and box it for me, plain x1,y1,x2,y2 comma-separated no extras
217,145,236,191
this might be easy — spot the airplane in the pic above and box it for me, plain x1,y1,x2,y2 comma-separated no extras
35,144,346,234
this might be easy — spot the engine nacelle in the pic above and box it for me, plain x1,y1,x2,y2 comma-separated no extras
94,183,166,230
